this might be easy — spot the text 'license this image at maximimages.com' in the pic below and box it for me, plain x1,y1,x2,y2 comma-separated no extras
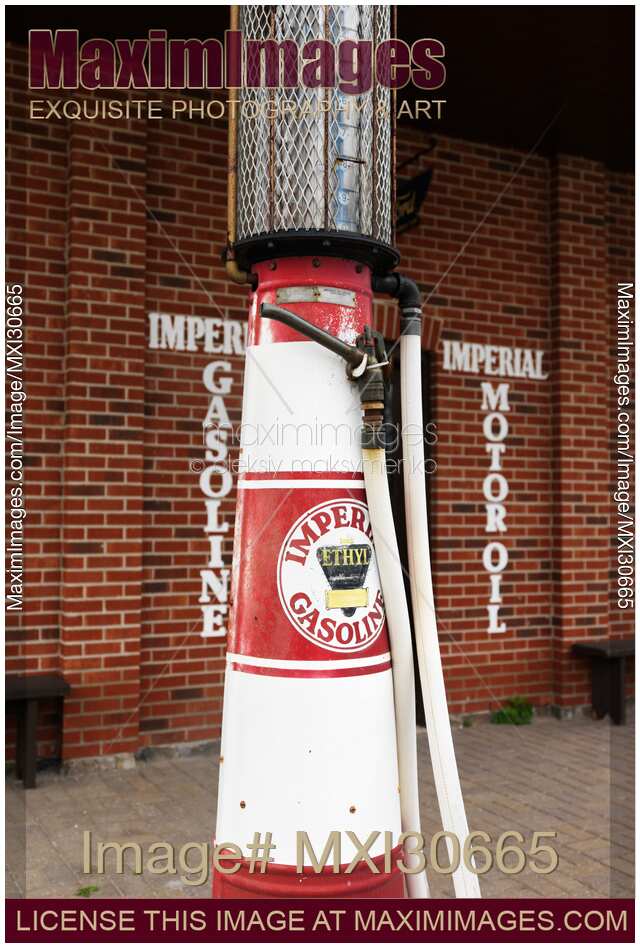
3,3,636,945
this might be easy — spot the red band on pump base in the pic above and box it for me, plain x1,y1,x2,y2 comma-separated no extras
213,845,406,898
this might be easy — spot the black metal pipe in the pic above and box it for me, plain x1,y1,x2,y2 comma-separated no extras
372,273,423,333
260,303,365,368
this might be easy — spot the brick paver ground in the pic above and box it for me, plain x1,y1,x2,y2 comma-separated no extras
6,715,634,899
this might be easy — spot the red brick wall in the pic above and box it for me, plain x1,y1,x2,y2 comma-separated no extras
141,117,244,748
6,46,69,757
5,42,634,760
393,133,556,714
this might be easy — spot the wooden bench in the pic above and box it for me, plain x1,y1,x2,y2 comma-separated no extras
571,638,634,725
6,673,70,788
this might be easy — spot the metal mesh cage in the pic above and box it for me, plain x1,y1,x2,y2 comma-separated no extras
236,5,393,247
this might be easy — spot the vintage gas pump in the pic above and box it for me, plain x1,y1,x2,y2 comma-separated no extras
214,5,480,900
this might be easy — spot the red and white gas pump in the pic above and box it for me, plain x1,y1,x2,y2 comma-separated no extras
214,4,480,900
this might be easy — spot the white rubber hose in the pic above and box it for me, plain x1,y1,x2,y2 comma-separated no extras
400,332,481,899
362,447,429,899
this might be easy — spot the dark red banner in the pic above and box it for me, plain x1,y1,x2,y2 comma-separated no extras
5,899,634,943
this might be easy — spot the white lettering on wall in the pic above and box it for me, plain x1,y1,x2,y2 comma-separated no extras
442,339,547,379
480,382,510,634
147,313,246,639
442,337,549,636
199,360,234,638
148,312,247,354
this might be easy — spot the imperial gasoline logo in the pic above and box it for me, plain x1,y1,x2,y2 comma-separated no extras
277,499,385,653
